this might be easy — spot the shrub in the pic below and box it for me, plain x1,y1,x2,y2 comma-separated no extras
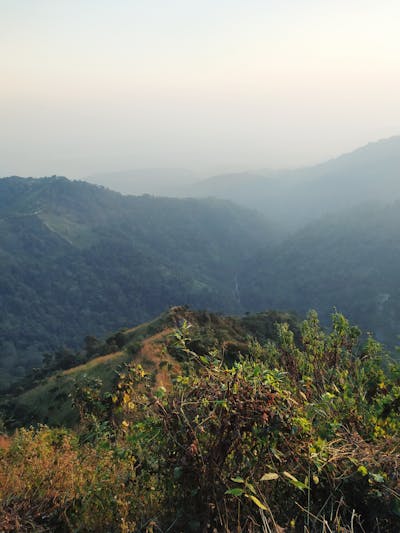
2,312,400,532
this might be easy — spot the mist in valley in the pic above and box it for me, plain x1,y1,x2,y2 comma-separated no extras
2,2,400,531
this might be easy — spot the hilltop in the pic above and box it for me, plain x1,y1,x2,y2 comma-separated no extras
3,307,299,427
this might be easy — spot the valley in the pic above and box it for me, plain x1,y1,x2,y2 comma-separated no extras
1,138,400,532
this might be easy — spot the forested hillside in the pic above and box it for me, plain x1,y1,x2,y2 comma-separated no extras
0,176,272,386
2,165,400,390
240,201,400,347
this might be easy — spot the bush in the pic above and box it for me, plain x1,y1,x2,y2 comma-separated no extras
2,312,400,532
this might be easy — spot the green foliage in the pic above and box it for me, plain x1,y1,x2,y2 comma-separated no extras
5,307,300,427
241,200,400,350
2,311,400,531
0,176,271,387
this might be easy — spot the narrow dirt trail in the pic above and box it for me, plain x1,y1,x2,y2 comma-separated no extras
136,328,181,389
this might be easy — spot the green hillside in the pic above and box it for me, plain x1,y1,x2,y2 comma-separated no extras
0,176,272,387
240,201,400,348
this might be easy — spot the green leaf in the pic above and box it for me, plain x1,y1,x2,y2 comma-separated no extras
357,465,368,477
225,488,244,496
231,476,245,484
260,472,279,481
246,494,268,511
283,471,308,491
154,386,166,398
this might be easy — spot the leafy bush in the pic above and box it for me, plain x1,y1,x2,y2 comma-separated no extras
2,311,400,531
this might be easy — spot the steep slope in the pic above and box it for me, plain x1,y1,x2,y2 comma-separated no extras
189,136,400,233
240,201,400,347
0,176,272,385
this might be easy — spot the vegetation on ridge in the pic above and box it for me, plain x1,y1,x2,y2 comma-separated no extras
1,310,400,532
3,308,299,428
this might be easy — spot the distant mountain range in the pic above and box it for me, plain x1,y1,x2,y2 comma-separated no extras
90,137,400,234
188,136,400,233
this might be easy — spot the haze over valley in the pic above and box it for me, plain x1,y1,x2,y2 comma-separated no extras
2,2,400,531
1,134,400,390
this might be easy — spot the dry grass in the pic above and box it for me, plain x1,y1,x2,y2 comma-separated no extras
0,428,139,532
135,328,180,389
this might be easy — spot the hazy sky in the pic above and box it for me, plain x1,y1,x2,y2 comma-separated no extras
1,0,399,179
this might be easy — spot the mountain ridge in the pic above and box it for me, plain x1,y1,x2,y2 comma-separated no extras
188,135,400,232
3,306,300,428
0,176,272,387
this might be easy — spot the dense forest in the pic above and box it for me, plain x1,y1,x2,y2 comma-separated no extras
2,156,400,389
240,201,400,348
0,176,272,387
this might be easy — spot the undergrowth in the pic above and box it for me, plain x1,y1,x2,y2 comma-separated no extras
1,311,400,532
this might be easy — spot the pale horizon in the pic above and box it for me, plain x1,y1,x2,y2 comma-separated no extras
1,0,399,181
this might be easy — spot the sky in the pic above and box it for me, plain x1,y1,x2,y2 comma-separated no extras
1,0,399,181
